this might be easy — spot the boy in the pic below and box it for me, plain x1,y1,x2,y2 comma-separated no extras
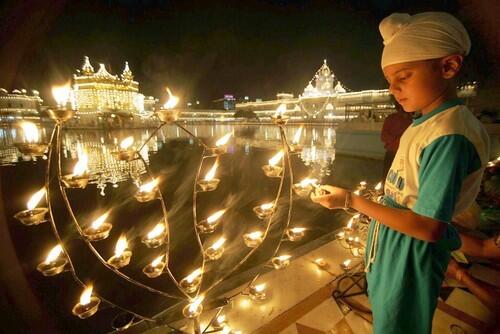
312,12,490,333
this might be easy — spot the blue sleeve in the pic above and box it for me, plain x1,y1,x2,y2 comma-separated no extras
412,134,481,223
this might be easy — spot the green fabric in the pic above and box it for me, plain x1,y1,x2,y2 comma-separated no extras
412,98,463,126
413,134,482,223
366,197,457,334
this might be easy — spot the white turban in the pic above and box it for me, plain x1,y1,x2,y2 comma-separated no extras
380,12,471,69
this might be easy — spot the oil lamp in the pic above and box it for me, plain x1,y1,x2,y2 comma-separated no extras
14,122,48,156
292,178,318,197
72,285,101,319
314,258,328,270
107,235,132,269
134,179,159,202
272,103,289,125
204,237,226,261
262,150,283,177
36,245,68,276
142,222,167,248
182,295,204,319
197,159,220,192
286,227,306,241
62,153,89,189
210,132,232,155
212,314,227,330
113,136,136,161
374,181,383,196
343,217,355,234
142,254,166,278
197,209,225,233
271,255,291,269
156,87,180,122
47,84,75,123
243,231,264,248
248,283,267,301
340,259,352,271
289,126,303,152
83,212,112,241
180,268,202,293
14,188,48,226
253,202,274,219
335,231,345,241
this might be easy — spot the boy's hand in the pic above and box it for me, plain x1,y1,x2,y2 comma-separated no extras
310,185,348,209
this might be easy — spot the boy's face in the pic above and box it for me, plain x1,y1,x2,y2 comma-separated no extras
383,59,448,113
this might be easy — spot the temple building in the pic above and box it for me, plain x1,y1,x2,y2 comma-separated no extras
72,56,146,116
0,88,43,122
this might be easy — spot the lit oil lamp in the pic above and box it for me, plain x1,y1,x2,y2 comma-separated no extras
374,181,383,196
212,314,227,330
204,237,225,261
14,122,48,156
141,222,167,248
355,181,368,196
249,283,267,301
286,227,306,241
343,217,355,234
243,231,264,248
335,231,345,241
210,132,232,155
156,87,180,122
289,126,303,152
14,188,48,226
314,257,328,270
72,285,101,319
182,295,204,319
271,255,291,270
83,212,112,241
197,159,220,192
107,235,132,269
47,83,75,123
340,259,352,271
113,136,136,161
272,103,289,125
180,268,202,294
196,209,225,233
253,202,274,219
62,153,89,189
36,245,68,276
292,178,318,197
134,179,159,202
142,254,166,278
262,150,283,178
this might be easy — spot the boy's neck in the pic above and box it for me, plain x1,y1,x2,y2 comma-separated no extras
420,86,457,115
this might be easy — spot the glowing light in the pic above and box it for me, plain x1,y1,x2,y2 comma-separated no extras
269,150,284,166
207,210,225,224
114,235,128,257
120,137,134,150
189,295,204,313
52,83,71,107
260,202,274,210
292,126,303,144
359,181,367,187
290,227,306,233
204,160,218,181
27,188,46,210
314,258,326,266
139,179,158,193
375,182,383,191
73,153,88,176
210,237,226,250
254,283,266,292
186,268,202,283
247,231,263,240
276,103,287,115
45,245,63,264
343,259,351,267
163,87,179,109
20,122,39,143
147,223,165,239
278,255,291,261
91,213,109,229
215,132,232,147
80,285,93,306
299,178,318,187
346,218,354,229
151,255,164,267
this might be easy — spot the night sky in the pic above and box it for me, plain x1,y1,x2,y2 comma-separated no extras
1,0,496,105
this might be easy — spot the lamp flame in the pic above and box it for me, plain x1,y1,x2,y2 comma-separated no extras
346,218,354,229
27,188,45,210
210,237,226,250
163,87,179,109
139,179,158,193
20,122,39,143
278,255,291,261
114,235,128,257
186,268,202,283
299,178,318,188
247,231,263,240
375,182,382,191
91,213,109,229
147,223,165,239
52,84,71,107
189,295,204,313
206,209,225,224
260,202,274,210
80,285,93,306
73,153,88,176
290,227,306,233
254,283,266,292
343,259,352,267
292,126,303,144
215,132,232,147
120,136,134,149
276,103,287,115
359,181,367,187
45,245,63,264
269,150,284,166
151,255,164,267
204,160,218,181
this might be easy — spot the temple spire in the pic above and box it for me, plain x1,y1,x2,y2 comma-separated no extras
121,61,133,81
81,56,94,75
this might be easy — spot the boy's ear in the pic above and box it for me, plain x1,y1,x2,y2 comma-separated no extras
440,55,463,79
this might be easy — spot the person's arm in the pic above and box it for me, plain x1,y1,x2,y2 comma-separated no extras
459,233,500,260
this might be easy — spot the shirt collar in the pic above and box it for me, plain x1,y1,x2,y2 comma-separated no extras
412,98,464,126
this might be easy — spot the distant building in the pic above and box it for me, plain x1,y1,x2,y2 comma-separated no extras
0,88,43,122
212,94,236,110
72,56,146,116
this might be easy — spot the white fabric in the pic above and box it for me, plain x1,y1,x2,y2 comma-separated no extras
380,12,471,68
